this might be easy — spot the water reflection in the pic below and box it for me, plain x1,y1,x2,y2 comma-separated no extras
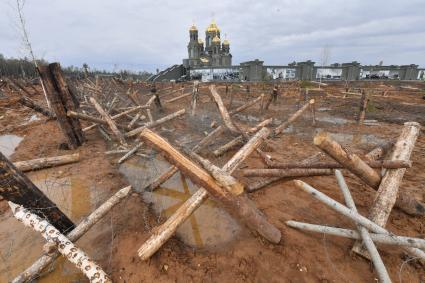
0,173,101,282
0,134,23,158
119,157,242,250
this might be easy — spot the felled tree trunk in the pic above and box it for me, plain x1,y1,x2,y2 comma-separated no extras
38,63,84,149
314,131,424,216
0,152,74,233
125,109,186,137
241,168,333,177
138,127,280,260
6,78,54,118
266,159,411,169
10,203,111,283
12,186,131,283
209,85,239,133
190,81,199,116
352,122,422,257
13,153,80,172
90,97,127,145
357,90,369,125
314,131,381,188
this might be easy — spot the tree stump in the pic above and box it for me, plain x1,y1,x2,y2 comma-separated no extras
38,63,84,149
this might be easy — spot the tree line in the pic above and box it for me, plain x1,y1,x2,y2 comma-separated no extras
0,54,153,80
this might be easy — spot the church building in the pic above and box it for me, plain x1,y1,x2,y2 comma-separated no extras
183,20,232,68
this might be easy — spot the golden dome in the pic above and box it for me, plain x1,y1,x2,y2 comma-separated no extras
190,24,197,31
212,35,221,43
206,20,220,32
223,39,230,45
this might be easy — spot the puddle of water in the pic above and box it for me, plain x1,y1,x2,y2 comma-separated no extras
317,107,332,112
233,114,260,123
28,114,40,122
0,172,107,282
0,135,23,158
119,157,242,250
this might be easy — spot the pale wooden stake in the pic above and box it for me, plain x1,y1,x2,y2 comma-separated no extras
90,97,127,145
209,85,239,133
13,153,80,172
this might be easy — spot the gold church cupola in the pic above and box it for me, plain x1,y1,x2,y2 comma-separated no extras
189,24,198,31
206,19,220,33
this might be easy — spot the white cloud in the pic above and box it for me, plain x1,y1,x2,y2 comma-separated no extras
0,0,424,71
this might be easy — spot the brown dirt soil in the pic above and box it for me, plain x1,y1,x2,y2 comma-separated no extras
0,80,425,282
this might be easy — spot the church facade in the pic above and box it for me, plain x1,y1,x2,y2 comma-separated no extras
183,20,232,68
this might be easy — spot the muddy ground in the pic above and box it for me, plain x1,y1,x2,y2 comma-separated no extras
0,80,425,282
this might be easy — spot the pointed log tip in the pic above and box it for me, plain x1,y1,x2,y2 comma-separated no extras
119,186,132,195
309,99,315,104
313,131,328,146
293,180,304,187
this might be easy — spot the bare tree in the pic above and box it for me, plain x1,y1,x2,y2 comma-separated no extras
14,0,51,108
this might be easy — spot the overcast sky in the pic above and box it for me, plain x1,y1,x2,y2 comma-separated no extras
1,0,424,72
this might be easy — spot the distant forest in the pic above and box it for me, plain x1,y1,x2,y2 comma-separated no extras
0,54,153,80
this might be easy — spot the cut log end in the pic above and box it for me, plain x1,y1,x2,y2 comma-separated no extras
313,131,328,146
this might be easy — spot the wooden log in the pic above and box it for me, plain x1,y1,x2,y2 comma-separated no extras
313,131,381,188
209,85,239,133
335,170,391,283
143,97,270,193
165,92,191,103
13,153,80,172
357,90,369,125
241,168,334,177
353,122,422,257
10,203,112,283
310,101,316,126
262,93,272,111
118,142,143,164
185,151,244,196
82,105,149,132
247,151,333,192
5,78,54,118
213,136,244,156
0,152,74,233
12,186,131,283
229,94,264,115
18,95,55,118
128,113,141,129
68,110,108,125
38,63,84,149
266,159,411,169
274,99,315,136
294,180,425,262
190,81,199,116
213,118,274,157
286,221,425,250
90,97,127,145
138,127,279,260
368,122,421,223
125,109,185,137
